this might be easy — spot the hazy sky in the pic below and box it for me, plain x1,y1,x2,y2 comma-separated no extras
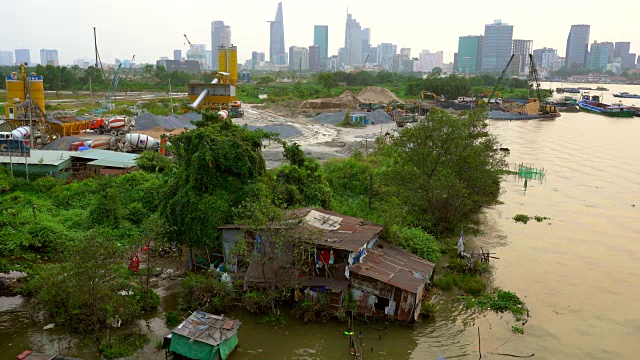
3,0,640,65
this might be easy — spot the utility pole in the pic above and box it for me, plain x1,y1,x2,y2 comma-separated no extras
27,77,35,149
169,79,173,115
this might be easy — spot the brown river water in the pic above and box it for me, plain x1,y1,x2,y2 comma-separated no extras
1,83,640,359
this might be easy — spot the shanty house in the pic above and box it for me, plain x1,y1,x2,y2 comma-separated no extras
166,311,241,360
349,240,435,321
219,208,436,322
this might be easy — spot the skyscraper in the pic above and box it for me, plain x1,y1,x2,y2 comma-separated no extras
533,48,558,70
289,46,309,71
457,35,482,74
565,24,590,69
0,51,14,66
211,21,231,69
361,28,371,63
40,49,59,66
511,40,533,74
309,45,321,72
314,25,329,63
15,49,30,65
614,42,635,69
587,41,614,72
269,3,286,65
480,20,513,73
400,48,411,59
344,13,362,67
419,50,443,72
173,49,182,61
376,43,396,69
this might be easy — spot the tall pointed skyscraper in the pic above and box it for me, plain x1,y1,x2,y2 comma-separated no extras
269,2,286,65
344,13,362,67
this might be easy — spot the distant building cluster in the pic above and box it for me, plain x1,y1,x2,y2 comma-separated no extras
3,6,639,80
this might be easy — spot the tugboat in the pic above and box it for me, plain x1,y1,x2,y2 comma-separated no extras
577,94,635,117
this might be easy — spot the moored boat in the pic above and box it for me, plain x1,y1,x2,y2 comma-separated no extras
577,99,635,117
595,86,609,91
612,92,640,99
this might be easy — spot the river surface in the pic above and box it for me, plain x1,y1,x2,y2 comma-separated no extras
2,83,640,359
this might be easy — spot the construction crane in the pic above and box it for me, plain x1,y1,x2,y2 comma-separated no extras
486,54,515,105
184,34,205,71
528,53,557,115
93,27,105,78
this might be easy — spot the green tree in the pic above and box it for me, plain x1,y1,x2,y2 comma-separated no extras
272,142,332,208
431,67,443,75
161,115,275,253
379,107,507,235
316,72,339,95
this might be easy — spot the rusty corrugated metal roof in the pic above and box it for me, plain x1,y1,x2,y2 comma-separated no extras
350,240,435,293
219,208,383,252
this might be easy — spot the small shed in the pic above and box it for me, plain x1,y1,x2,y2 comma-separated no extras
167,311,241,360
70,149,139,176
0,150,74,178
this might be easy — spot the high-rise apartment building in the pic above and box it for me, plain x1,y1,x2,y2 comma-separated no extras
419,50,444,72
289,46,309,71
565,24,590,68
480,20,513,73
15,49,31,65
174,50,182,61
187,44,207,69
40,49,59,66
587,41,614,72
344,13,362,66
511,40,533,74
269,3,286,65
532,48,558,70
211,21,231,69
457,35,482,74
400,48,411,59
309,45,321,72
0,51,14,66
313,25,329,63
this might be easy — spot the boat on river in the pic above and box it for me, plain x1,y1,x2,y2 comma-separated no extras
577,99,635,117
612,92,640,99
596,86,609,91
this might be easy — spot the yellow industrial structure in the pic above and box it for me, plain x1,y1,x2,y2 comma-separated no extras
5,65,46,119
188,45,239,111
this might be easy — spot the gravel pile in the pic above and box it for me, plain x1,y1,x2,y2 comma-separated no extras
313,109,392,125
41,135,88,150
134,113,200,131
245,125,302,139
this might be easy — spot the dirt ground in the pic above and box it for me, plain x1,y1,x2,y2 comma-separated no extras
236,104,398,168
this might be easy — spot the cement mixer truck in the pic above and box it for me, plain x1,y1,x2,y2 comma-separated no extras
89,116,135,136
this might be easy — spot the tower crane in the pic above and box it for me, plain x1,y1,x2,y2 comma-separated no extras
184,34,205,71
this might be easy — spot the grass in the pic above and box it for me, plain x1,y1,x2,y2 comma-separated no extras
534,215,550,222
165,311,181,327
434,272,485,295
512,325,525,334
462,289,528,321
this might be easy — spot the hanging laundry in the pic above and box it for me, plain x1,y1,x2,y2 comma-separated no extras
329,249,335,264
318,249,333,264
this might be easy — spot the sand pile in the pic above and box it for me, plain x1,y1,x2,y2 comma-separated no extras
245,125,302,139
134,113,201,131
357,87,402,104
300,90,361,110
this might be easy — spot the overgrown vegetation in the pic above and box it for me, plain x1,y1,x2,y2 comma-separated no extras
99,333,148,359
178,273,236,314
513,214,550,224
462,289,528,321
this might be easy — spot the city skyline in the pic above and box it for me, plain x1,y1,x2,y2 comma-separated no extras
2,0,639,66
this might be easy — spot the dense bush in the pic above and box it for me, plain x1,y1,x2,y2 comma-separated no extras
242,290,272,314
389,225,440,263
179,273,236,314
